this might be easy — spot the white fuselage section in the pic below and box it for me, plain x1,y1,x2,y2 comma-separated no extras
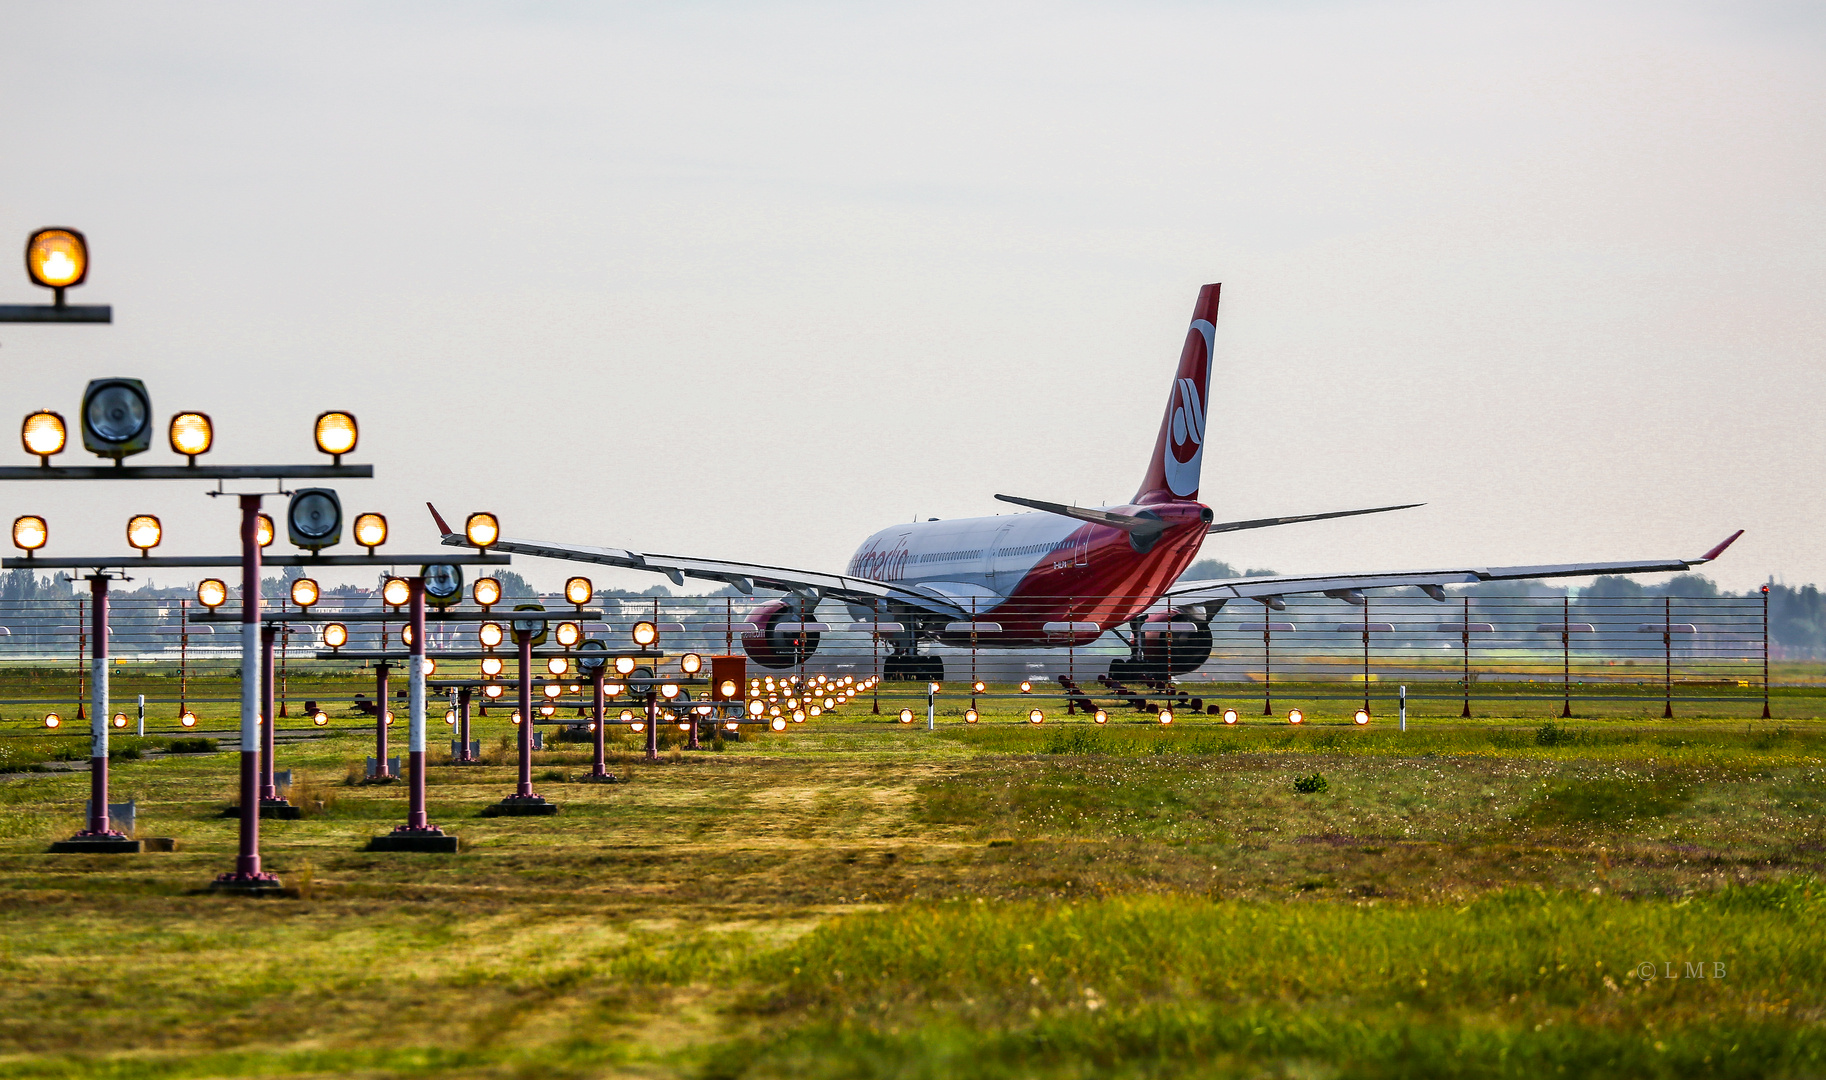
846,512,1086,612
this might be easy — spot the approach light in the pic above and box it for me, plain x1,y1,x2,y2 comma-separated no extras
632,621,657,647
400,625,415,647
1289,709,1304,725
287,488,343,551
478,622,503,648
540,703,556,717
719,679,738,699
791,710,805,723
422,564,463,608
554,622,580,648
615,656,636,676
384,712,394,727
565,576,593,606
620,709,634,722
382,577,410,607
1094,709,1108,725
510,711,521,725
168,412,212,462
809,706,822,717
770,716,787,731
660,683,680,701
290,578,319,607
26,228,87,295
81,379,152,461
354,513,388,553
1020,681,1032,694
972,680,985,694
314,411,358,462
313,712,328,727
1159,709,1173,725
632,719,647,733
196,579,229,609
899,708,914,723
322,623,348,649
1354,709,1371,726
112,713,127,729
824,697,835,709
928,681,941,695
577,639,607,674
965,708,978,723
22,410,65,463
748,700,765,716
126,514,161,553
1028,708,1044,725
445,709,457,725
725,721,739,731
180,711,197,728
1222,708,1238,725
481,656,503,677
547,657,568,676
483,683,503,699
472,577,502,608
604,682,624,696
681,653,702,674
44,713,60,728
12,515,46,554
464,512,499,548
256,513,274,548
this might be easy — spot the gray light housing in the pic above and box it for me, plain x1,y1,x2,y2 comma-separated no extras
80,378,152,460
287,488,343,551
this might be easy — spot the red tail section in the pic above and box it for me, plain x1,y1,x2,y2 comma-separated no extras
1134,283,1220,504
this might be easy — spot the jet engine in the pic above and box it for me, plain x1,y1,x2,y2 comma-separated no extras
740,600,821,670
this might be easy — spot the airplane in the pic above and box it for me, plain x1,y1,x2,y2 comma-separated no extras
429,282,1742,682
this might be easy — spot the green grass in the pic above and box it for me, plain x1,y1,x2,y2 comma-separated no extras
2,703,1825,1077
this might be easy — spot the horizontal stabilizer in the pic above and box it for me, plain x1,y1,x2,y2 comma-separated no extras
1206,503,1423,535
993,494,1168,538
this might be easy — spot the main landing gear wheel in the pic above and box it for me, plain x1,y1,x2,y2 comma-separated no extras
884,655,944,682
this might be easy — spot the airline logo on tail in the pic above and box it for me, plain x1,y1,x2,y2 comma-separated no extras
1164,321,1213,496
1137,283,1221,503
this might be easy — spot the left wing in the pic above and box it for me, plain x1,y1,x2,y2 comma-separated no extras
427,505,966,619
1164,530,1744,610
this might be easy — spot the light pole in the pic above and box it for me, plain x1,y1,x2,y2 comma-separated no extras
483,597,557,816
368,576,457,851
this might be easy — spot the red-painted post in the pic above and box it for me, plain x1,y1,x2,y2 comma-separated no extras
517,629,534,796
405,578,430,829
214,494,279,891
457,687,473,762
645,689,659,762
588,670,609,779
373,661,392,779
82,576,118,836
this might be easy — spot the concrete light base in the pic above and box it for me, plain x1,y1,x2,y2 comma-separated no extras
142,837,178,852
577,773,620,784
210,872,285,896
358,775,401,786
261,800,304,820
366,829,460,853
480,796,559,817
49,836,143,854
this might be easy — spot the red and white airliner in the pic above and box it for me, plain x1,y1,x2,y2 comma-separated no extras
432,283,1740,680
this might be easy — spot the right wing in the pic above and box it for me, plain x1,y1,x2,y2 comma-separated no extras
1163,530,1744,609
427,505,966,619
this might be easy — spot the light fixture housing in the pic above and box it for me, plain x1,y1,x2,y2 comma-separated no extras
256,512,275,548
565,576,593,606
1028,708,1044,725
26,227,87,299
465,512,499,548
1354,709,1371,726
422,564,463,609
197,578,228,607
287,488,343,551
126,514,161,553
554,621,580,648
313,712,328,727
614,656,636,676
472,577,501,609
965,708,978,723
547,657,568,676
660,683,680,700
22,410,65,464
382,577,410,607
180,711,197,728
168,412,212,462
898,708,913,723
354,513,387,553
483,683,503,699
1159,709,1173,725
481,656,503,676
632,621,657,648
290,578,319,607
1222,708,1238,725
44,713,61,728
1289,709,1304,725
12,515,46,554
1094,709,1108,724
322,623,348,649
680,653,702,674
314,411,358,462
82,379,152,461
543,681,563,697
478,622,504,648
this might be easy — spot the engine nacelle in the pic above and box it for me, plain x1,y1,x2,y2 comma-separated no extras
740,600,821,670
1136,611,1213,677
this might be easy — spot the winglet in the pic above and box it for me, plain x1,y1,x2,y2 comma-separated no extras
427,502,456,538
1695,529,1744,565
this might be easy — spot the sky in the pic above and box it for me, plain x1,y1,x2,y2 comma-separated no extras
0,1,1821,595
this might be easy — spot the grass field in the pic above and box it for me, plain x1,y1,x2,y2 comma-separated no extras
2,676,1823,1077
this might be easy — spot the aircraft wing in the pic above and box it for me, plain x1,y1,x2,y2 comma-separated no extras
1163,530,1744,609
427,505,966,619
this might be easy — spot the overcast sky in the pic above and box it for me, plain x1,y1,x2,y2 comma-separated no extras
0,1,1821,595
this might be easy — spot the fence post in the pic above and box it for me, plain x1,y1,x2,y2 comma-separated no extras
1663,595,1673,719
1461,595,1472,718
1262,604,1273,716
1762,584,1772,719
1561,595,1573,719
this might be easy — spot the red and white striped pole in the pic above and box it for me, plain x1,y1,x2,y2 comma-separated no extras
517,629,534,797
80,575,120,838
588,670,608,779
216,494,279,891
405,578,430,830
259,624,278,802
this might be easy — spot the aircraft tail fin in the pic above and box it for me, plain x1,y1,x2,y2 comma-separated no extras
1134,283,1220,504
